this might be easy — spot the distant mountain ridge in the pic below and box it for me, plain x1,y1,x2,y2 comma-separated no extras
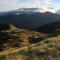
0,8,39,16
0,10,60,30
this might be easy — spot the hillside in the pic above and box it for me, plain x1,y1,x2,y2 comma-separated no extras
0,23,47,51
0,23,60,60
37,20,60,34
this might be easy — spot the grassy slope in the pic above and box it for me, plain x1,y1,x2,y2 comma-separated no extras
0,34,60,60
0,25,60,60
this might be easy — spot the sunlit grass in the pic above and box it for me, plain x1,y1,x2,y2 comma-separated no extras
0,34,60,60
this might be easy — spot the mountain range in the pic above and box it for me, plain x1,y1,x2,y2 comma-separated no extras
0,8,60,30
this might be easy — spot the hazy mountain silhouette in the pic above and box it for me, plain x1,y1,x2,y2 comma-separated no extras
0,11,60,30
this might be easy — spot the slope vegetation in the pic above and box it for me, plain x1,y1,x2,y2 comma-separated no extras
0,23,60,60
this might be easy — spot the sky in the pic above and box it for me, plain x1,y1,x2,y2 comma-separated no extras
0,0,60,12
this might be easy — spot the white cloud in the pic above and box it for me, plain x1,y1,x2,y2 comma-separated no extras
0,0,17,3
0,0,60,12
16,0,60,13
0,0,18,12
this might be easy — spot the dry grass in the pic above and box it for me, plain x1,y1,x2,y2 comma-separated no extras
0,34,60,60
0,24,60,60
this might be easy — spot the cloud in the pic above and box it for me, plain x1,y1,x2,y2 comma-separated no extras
0,0,17,5
16,0,52,9
17,0,60,12
0,0,18,12
0,0,60,12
